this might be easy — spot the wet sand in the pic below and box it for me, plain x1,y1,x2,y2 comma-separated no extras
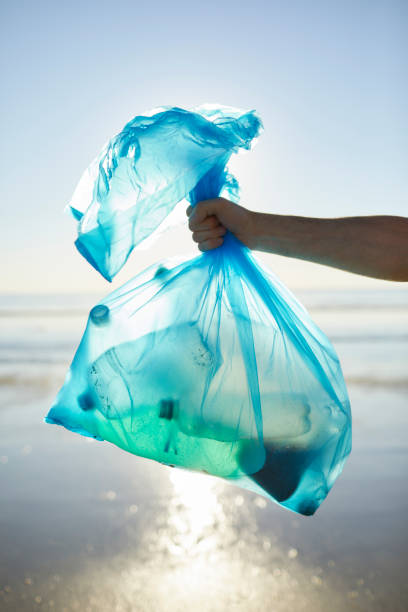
1,382,407,612
1,291,407,611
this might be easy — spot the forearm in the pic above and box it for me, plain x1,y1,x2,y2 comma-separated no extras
249,214,408,281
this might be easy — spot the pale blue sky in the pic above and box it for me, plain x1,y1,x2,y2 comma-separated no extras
1,0,407,293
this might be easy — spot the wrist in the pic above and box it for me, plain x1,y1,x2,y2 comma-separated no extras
243,211,262,250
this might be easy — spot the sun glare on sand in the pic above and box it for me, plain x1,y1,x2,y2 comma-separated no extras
167,469,224,552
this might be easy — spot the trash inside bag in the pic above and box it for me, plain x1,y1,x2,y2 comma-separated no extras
46,105,351,516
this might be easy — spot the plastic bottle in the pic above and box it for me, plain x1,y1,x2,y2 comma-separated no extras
81,322,266,478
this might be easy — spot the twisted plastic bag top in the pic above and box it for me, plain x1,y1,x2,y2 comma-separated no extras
47,105,352,516
69,104,260,281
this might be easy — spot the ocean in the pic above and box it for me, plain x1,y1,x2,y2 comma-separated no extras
0,288,407,611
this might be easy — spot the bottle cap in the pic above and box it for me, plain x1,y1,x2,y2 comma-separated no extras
154,266,169,279
78,391,95,411
90,304,110,326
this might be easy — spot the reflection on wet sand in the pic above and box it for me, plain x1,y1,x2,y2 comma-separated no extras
1,291,408,611
0,439,403,611
162,470,223,556
0,457,382,612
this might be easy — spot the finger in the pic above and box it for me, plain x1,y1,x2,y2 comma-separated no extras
198,237,224,252
188,199,219,229
186,205,192,217
189,214,220,232
192,226,226,243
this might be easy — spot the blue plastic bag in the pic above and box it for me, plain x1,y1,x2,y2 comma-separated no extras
68,105,258,281
46,105,351,515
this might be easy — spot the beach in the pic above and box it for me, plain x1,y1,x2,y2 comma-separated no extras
1,288,407,611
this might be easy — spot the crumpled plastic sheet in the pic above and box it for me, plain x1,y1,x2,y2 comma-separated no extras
46,105,351,516
69,105,258,281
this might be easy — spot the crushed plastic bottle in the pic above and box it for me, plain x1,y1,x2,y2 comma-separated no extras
45,105,352,515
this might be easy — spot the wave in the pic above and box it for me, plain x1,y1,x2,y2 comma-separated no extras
0,373,63,391
327,334,408,343
0,310,86,317
345,376,408,390
0,305,407,318
1,372,407,393
0,289,407,316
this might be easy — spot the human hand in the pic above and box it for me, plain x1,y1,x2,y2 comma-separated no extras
186,197,256,251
